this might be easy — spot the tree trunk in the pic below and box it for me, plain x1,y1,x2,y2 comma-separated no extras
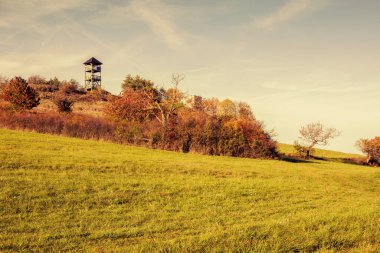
367,155,379,166
182,134,191,153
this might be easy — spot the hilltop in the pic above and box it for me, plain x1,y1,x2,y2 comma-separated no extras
0,75,374,165
33,98,107,117
1,129,379,252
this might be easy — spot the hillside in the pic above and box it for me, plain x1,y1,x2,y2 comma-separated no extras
278,143,363,159
33,98,107,117
1,129,380,252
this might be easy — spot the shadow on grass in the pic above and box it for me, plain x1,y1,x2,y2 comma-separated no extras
312,156,376,167
280,153,375,167
280,155,316,164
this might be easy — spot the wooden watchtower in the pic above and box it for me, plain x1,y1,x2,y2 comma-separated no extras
84,57,102,90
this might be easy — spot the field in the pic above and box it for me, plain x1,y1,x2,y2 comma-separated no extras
278,143,363,159
1,129,380,252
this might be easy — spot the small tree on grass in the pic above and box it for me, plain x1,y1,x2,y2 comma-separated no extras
357,137,380,166
294,122,340,158
293,141,311,158
0,76,40,110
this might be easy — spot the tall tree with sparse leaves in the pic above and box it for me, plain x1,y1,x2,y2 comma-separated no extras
294,122,340,158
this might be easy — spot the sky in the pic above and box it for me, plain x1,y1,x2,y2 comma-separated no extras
0,0,379,153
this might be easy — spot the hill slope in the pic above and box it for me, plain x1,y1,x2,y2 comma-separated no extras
1,129,379,252
278,143,363,159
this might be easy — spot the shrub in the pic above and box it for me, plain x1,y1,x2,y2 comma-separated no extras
47,77,61,89
52,82,89,112
53,93,74,113
0,76,40,111
30,84,59,93
0,110,116,141
220,118,278,158
60,82,81,95
293,140,312,158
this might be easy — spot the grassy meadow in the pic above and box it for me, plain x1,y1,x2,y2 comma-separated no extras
1,128,380,252
277,143,363,159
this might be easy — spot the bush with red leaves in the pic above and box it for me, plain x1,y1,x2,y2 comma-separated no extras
53,93,74,113
0,110,116,142
0,76,40,110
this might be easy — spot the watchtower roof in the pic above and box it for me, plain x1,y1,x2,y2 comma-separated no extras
83,57,102,65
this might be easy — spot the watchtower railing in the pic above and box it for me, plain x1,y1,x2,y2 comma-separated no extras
85,65,101,72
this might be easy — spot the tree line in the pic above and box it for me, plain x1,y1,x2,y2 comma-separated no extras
105,74,278,158
0,74,378,165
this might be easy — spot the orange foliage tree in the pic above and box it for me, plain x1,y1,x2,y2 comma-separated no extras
103,74,278,158
0,76,40,111
105,90,150,123
27,75,47,85
357,137,380,165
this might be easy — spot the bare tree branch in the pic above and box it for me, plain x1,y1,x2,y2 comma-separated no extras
296,122,340,158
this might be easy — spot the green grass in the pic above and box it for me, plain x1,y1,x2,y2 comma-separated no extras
1,129,380,252
278,143,363,159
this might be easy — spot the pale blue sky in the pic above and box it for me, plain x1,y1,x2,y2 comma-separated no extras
1,0,379,153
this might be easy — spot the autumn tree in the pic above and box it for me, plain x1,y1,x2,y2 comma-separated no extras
357,137,380,165
0,75,8,95
122,74,154,91
105,90,150,122
294,122,340,158
237,102,255,120
176,107,208,152
202,97,219,116
220,118,278,158
27,75,46,85
103,73,278,158
219,99,237,118
191,95,203,111
143,74,185,130
52,82,84,113
116,73,186,144
0,76,40,110
106,76,159,144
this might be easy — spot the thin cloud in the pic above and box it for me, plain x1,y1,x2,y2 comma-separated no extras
0,20,10,28
255,0,331,29
0,0,93,26
128,0,188,50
